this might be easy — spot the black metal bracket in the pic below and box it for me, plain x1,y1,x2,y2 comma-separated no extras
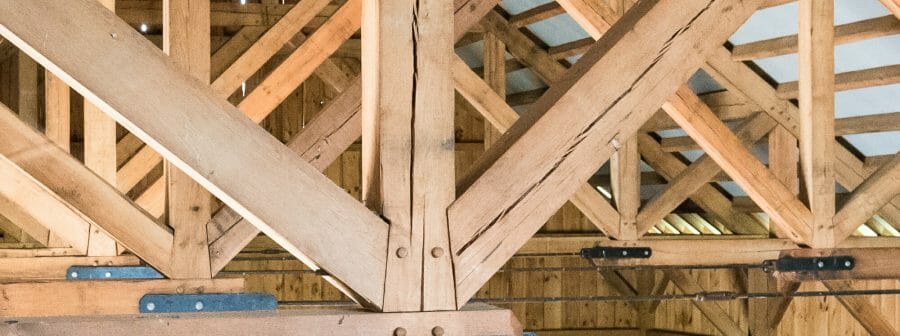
580,246,652,259
770,256,855,272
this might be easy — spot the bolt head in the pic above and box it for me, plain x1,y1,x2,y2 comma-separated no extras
394,327,407,336
104,272,112,278
195,301,204,311
431,247,444,258
432,326,445,336
844,261,852,267
622,250,628,256
817,261,825,268
70,272,78,278
146,302,156,311
396,247,409,258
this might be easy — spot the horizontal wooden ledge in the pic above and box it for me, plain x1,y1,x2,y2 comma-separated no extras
0,255,141,281
0,278,245,317
0,304,521,336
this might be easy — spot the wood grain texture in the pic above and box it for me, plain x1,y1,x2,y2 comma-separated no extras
449,0,763,305
0,0,388,309
798,0,836,247
0,105,174,274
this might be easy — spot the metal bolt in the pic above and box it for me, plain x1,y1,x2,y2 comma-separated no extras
610,138,621,150
644,250,650,256
110,32,118,39
844,261,852,267
817,261,825,268
70,271,78,278
396,247,409,258
393,327,407,336
622,250,628,256
432,326,445,336
195,301,204,311
104,272,112,278
431,247,444,258
146,302,156,311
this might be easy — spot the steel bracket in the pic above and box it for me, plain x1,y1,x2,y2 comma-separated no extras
67,266,164,280
580,246,652,259
770,256,855,272
140,293,278,314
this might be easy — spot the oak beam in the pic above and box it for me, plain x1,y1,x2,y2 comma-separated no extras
0,0,389,309
0,305,522,336
82,0,120,257
731,15,900,61
0,156,91,253
799,0,836,247
210,0,331,96
449,0,763,305
163,0,213,279
361,0,456,311
0,279,244,317
205,0,503,277
0,256,140,280
881,0,900,20
452,57,621,237
834,153,900,241
0,106,175,274
662,87,813,244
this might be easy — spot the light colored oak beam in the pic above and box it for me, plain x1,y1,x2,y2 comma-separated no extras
361,0,456,312
799,0,836,247
731,15,900,61
163,0,213,279
662,87,813,244
449,0,763,305
0,279,244,317
0,256,140,280
0,0,388,309
824,280,900,336
878,0,900,20
833,154,900,241
0,105,175,274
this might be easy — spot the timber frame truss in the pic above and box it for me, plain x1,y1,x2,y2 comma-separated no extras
0,0,898,334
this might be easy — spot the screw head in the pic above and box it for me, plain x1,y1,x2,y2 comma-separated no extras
431,247,444,258
70,271,78,278
622,250,628,256
644,250,650,256
432,326,445,336
104,272,112,278
195,301,204,311
146,302,156,311
396,247,409,258
393,327,407,336
844,260,852,267
817,261,825,268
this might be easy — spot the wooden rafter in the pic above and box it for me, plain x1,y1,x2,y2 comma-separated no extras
0,105,175,274
0,156,91,253
834,154,900,241
880,0,900,20
449,0,763,305
0,0,389,309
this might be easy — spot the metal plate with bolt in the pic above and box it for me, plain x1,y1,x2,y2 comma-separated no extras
580,246,652,259
139,293,278,313
67,266,164,280
770,256,856,272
